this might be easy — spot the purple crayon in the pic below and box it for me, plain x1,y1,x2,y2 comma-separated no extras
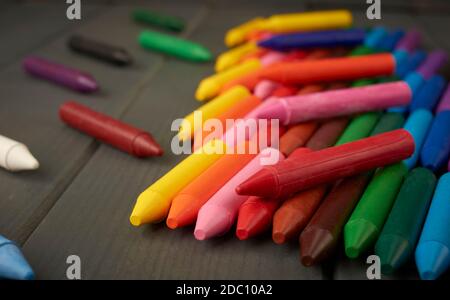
436,84,450,113
23,56,98,93
416,50,448,80
394,29,421,53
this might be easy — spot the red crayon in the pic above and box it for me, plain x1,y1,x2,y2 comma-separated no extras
270,85,298,97
305,117,349,151
236,129,414,199
59,101,163,157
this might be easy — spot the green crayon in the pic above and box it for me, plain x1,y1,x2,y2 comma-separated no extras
335,112,381,146
132,9,185,32
370,112,405,136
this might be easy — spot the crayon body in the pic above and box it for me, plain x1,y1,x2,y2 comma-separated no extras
436,84,450,113
305,117,349,151
344,163,408,258
215,42,258,72
196,59,260,101
59,101,162,157
394,29,421,53
130,140,226,226
415,173,450,280
410,75,446,112
236,129,414,199
375,168,436,274
396,50,426,79
256,81,411,125
132,9,185,32
167,151,256,229
225,17,265,47
139,30,211,62
363,26,387,49
271,85,299,97
334,112,381,146
279,122,318,156
0,135,39,172
420,111,450,172
416,50,448,79
0,235,35,280
68,35,133,66
258,28,365,51
377,30,404,52
22,56,98,93
254,80,279,100
403,109,433,169
194,147,284,240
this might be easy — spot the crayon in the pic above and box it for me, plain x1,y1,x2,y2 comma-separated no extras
334,112,381,146
305,117,349,151
420,111,450,172
410,75,446,112
258,53,395,85
59,101,163,157
130,140,226,226
254,80,279,100
236,148,310,240
436,84,450,113
403,109,433,170
240,48,270,63
363,26,387,49
375,168,436,274
236,129,414,199
0,135,39,172
396,50,426,79
22,56,98,93
258,28,365,51
138,30,212,62
279,122,318,156
215,42,258,72
194,147,283,240
0,235,35,280
271,85,299,97
179,86,250,141
377,29,404,52
132,9,185,32
196,59,260,101
257,81,411,125
167,151,256,229
415,173,450,280
344,162,408,258
225,17,265,47
68,35,133,66
394,29,421,53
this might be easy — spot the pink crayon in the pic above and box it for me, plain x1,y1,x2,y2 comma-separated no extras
257,81,412,125
194,148,284,240
436,84,450,113
260,51,287,66
254,80,279,99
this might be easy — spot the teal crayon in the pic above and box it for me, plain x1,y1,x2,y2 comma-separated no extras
403,109,433,170
0,235,35,280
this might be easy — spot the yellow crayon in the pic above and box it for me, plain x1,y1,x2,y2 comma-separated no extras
215,42,259,72
196,58,261,101
130,140,227,226
179,86,250,141
260,10,352,33
225,17,265,47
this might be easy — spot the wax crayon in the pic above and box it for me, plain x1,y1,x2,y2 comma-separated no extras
0,235,35,280
179,86,250,141
240,48,270,63
305,117,349,151
403,110,433,170
225,17,265,47
420,111,450,172
271,85,298,97
258,53,395,85
68,35,133,66
396,50,426,79
167,151,256,229
395,29,421,53
216,42,258,72
334,112,381,146
257,81,411,125
415,173,450,280
139,30,211,62
258,28,365,51
344,163,408,258
254,80,279,100
377,29,404,52
237,148,310,240
436,84,450,113
363,26,387,49
194,147,283,240
196,59,260,101
375,168,436,274
0,135,39,172
279,122,318,156
60,101,162,157
130,140,226,226
236,129,414,199
410,75,446,112
416,50,448,80
22,56,98,93
132,9,185,32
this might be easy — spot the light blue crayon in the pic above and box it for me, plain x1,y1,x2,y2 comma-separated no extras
410,75,447,112
415,173,450,280
0,235,35,280
403,109,433,170
420,111,450,172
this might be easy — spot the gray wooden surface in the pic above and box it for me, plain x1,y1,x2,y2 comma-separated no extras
0,0,448,280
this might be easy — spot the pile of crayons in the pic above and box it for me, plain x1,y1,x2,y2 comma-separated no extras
129,10,450,280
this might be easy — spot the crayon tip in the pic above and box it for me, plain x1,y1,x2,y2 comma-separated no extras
300,227,334,267
272,209,308,245
0,238,35,280
194,205,231,240
344,219,378,258
113,50,133,65
272,231,287,245
133,133,163,157
191,46,213,62
236,169,277,198
256,101,288,124
6,145,39,171
195,79,219,101
166,195,197,229
130,190,169,226
375,234,411,274
236,229,249,240
77,75,99,93
236,202,272,240
415,241,449,280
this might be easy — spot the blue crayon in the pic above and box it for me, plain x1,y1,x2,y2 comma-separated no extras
0,235,35,280
396,50,426,79
403,109,433,170
410,75,447,112
364,26,387,49
420,111,450,172
258,28,365,51
415,173,450,280
377,29,404,52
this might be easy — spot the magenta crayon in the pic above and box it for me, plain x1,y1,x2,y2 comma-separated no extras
257,81,412,125
194,147,284,240
22,56,98,93
436,84,450,113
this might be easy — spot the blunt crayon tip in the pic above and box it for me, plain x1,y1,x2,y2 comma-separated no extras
236,229,249,241
235,169,277,197
130,190,168,226
133,133,164,157
113,50,133,65
416,241,449,280
0,237,35,280
191,46,213,62
167,194,198,229
272,231,287,245
300,227,334,267
195,79,219,101
375,234,410,274
77,75,99,93
256,101,288,124
129,215,142,227
195,205,231,240
344,219,378,258
166,218,178,229
6,145,40,171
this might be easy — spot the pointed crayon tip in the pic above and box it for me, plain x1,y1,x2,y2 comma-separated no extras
195,79,218,101
300,227,335,267
0,236,35,280
167,194,198,229
194,205,232,240
344,219,379,258
6,145,39,172
235,169,277,198
415,241,449,280
133,133,163,157
375,234,411,274
77,75,99,93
